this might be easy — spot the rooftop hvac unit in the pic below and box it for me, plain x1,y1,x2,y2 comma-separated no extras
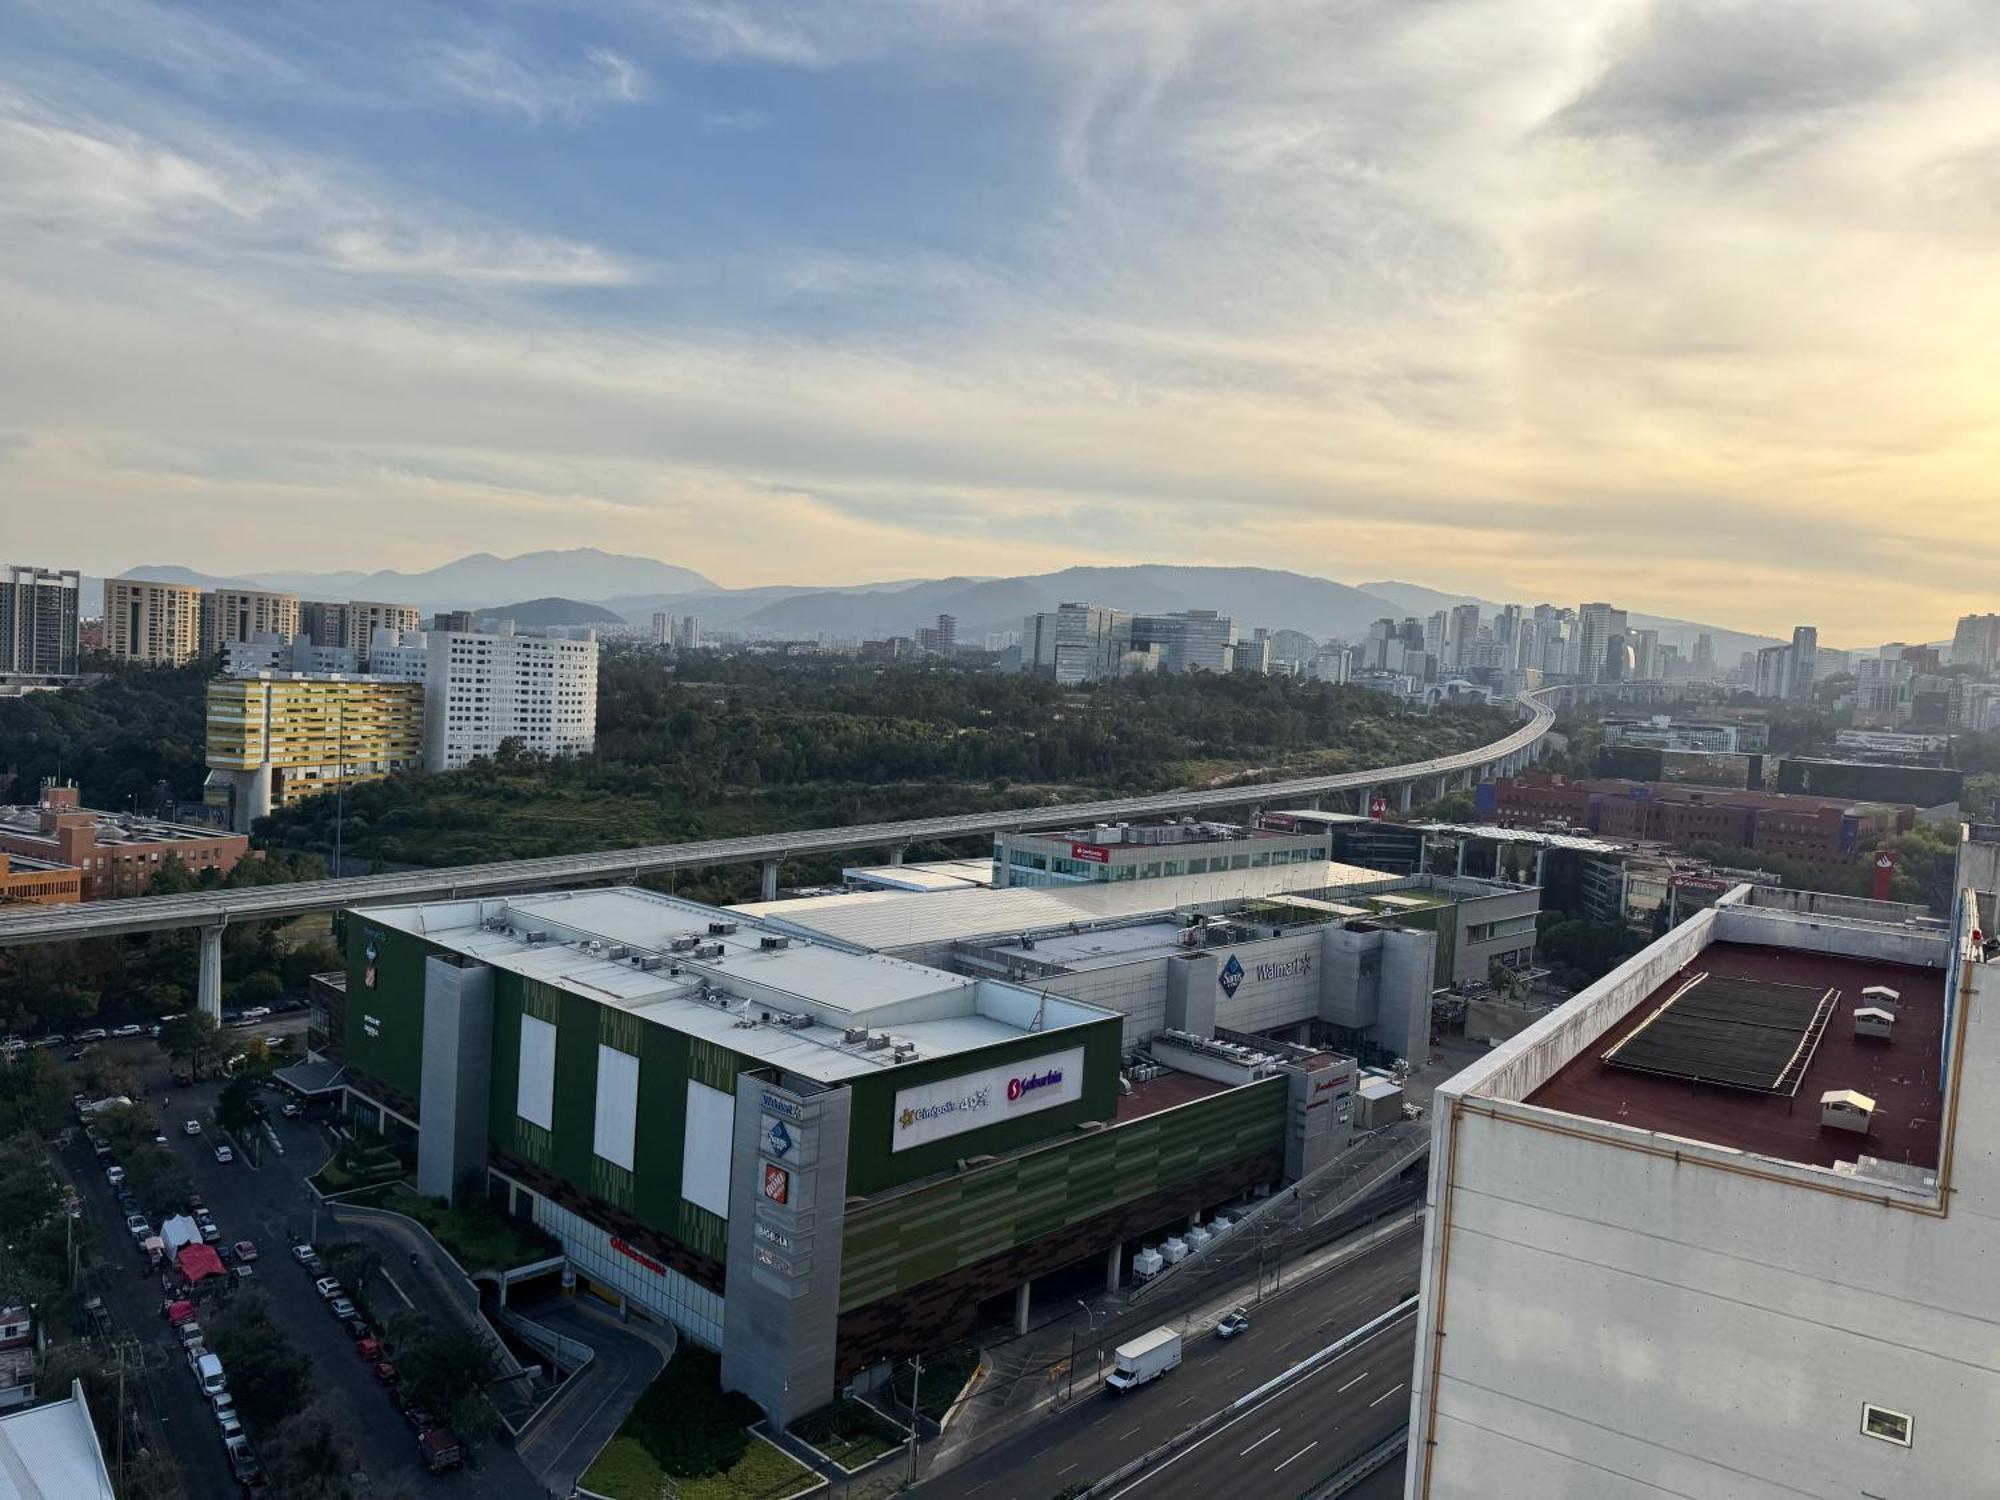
606,945,628,960
637,956,666,971
695,943,724,960
585,941,604,955
864,1033,891,1051
1820,1088,1876,1134
708,921,738,937
1132,1247,1164,1280
891,1042,918,1061
669,936,699,953
843,1028,870,1044
1160,1237,1189,1264
782,1013,814,1030
524,930,548,944
759,936,791,950
1861,984,1902,1013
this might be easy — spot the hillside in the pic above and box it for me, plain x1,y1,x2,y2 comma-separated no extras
476,597,623,629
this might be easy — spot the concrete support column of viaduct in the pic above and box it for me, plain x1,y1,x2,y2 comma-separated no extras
198,923,225,1022
1399,783,1414,814
760,859,781,903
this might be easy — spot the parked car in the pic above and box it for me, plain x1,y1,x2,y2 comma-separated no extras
418,1427,463,1473
328,1296,357,1320
104,1165,125,1187
212,1143,234,1164
314,1278,343,1300
182,1120,202,1136
280,1102,303,1119
232,1240,258,1262
341,1316,370,1340
401,1402,438,1435
124,1213,149,1241
355,1336,383,1362
35,1035,64,1048
289,1242,317,1265
371,1360,399,1386
299,1252,324,1275
223,1434,257,1480
230,1265,254,1286
200,1221,222,1244
151,1131,167,1146
76,1028,107,1043
217,1412,243,1443
111,1024,143,1038
1216,1308,1251,1340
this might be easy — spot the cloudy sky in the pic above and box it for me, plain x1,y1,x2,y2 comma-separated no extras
2,0,1996,641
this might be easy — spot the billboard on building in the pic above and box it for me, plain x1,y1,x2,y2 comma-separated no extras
891,1046,1085,1151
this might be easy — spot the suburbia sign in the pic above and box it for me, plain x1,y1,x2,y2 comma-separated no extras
610,1237,667,1277
892,1046,1086,1151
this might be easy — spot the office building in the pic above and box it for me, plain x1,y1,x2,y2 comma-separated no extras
1132,609,1236,674
1628,627,1659,680
1575,602,1627,683
1692,632,1716,677
1789,624,1820,701
0,780,244,898
204,674,426,832
1424,611,1449,659
0,565,80,676
992,819,1334,890
104,578,202,665
1023,602,1133,684
343,602,422,665
1447,604,1482,667
200,588,299,653
1407,839,1997,1499
1752,642,1791,699
422,629,598,771
430,610,476,634
1231,635,1271,674
0,852,82,906
914,614,957,656
1951,613,2000,675
334,885,1362,1426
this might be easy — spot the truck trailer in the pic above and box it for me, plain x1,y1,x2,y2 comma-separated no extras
1104,1327,1182,1393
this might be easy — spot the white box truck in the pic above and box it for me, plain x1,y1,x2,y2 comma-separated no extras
1104,1327,1181,1393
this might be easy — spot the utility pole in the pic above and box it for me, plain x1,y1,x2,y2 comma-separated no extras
906,1354,923,1487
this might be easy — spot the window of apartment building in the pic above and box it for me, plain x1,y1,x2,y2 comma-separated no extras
1860,1404,1913,1447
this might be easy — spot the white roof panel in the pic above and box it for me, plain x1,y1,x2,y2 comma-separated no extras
0,1386,113,1500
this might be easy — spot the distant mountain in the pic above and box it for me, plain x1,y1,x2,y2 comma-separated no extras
1357,580,1782,667
475,597,623,629
721,565,1398,642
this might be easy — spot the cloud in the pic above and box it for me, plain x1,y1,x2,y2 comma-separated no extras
417,40,649,123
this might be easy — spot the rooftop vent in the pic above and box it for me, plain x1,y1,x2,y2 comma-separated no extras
695,943,724,960
759,936,791,951
637,956,666,972
605,945,628,961
891,1041,918,1061
1854,1006,1896,1041
1861,984,1902,1013
1820,1088,1876,1134
669,936,699,953
708,921,738,937
843,1028,870,1044
864,1033,891,1051
523,930,548,945
782,1012,814,1030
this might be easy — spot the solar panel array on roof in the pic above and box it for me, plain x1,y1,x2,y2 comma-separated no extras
1601,972,1837,1093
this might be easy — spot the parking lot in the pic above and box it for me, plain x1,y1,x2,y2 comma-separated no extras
58,1028,547,1497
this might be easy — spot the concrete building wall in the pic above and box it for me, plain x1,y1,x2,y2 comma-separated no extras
1037,957,1174,1047
415,957,493,1198
1406,903,1991,1500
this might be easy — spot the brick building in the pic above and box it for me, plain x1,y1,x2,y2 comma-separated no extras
0,781,247,899
0,852,82,907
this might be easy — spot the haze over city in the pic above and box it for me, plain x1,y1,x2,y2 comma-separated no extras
6,1,1997,640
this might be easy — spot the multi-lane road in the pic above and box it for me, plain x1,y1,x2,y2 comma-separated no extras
922,1223,1422,1500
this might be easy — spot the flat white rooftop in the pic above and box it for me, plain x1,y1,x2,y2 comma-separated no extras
840,859,994,893
0,1385,112,1500
360,886,1108,1080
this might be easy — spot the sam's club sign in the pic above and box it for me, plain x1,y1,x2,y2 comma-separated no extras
891,1046,1086,1152
1218,949,1312,999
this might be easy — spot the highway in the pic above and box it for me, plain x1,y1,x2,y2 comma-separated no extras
0,688,1554,946
917,1223,1422,1500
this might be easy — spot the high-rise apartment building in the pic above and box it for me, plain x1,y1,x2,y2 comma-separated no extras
299,600,349,648
1447,604,1482,667
1789,625,1820,701
431,610,476,633
1629,627,1659,680
104,579,202,665
205,673,426,832
1692,632,1716,678
201,588,300,653
0,564,80,675
343,602,422,664
652,611,672,646
915,614,958,655
1408,837,2000,1500
679,615,702,650
1575,602,1628,683
422,629,599,771
1951,613,2000,675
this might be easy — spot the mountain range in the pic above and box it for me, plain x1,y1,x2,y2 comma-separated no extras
88,549,1782,658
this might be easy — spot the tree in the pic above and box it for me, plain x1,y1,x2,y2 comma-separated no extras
264,1398,355,1498
230,971,284,1011
0,1051,68,1134
319,1241,379,1299
123,1145,192,1223
209,1291,314,1428
217,1075,262,1137
399,1325,501,1420
159,1013,225,1080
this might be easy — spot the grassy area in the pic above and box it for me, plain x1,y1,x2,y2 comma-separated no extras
579,1348,819,1500
893,1343,980,1421
788,1399,905,1470
380,1188,561,1271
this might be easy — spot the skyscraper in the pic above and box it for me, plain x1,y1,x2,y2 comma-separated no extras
1692,633,1716,678
0,564,80,675
1789,625,1820,701
1448,603,1482,667
1951,614,2000,675
105,578,202,665
1576,602,1628,682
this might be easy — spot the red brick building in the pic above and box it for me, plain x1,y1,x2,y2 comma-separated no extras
1478,772,1912,866
0,780,246,900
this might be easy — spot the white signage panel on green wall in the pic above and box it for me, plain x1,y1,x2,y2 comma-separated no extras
890,1046,1086,1152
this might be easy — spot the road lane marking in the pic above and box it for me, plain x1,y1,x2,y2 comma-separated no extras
1175,1396,1194,1407
1239,1428,1282,1456
1058,1462,1078,1475
1368,1382,1406,1409
1273,1440,1319,1472
1119,1427,1142,1440
379,1271,416,1309
1337,1370,1369,1392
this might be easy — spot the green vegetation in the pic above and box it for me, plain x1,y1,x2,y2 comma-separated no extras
580,1348,818,1500
208,1289,316,1428
1534,912,1648,992
398,1322,504,1443
379,1187,560,1270
789,1399,905,1469
893,1342,980,1421
0,659,214,809
312,1135,404,1195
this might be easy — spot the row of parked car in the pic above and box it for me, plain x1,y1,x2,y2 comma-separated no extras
161,1253,269,1496
288,1241,464,1474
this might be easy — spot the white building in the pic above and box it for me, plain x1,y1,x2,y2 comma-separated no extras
1406,845,1999,1499
422,627,598,771
366,629,429,684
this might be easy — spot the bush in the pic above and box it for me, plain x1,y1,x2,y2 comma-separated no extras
624,1347,760,1478
789,1398,904,1468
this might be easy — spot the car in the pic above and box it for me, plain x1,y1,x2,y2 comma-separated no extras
151,1130,167,1146
200,1221,222,1244
111,1024,143,1038
402,1403,438,1435
372,1360,399,1385
182,1120,202,1136
212,1143,233,1164
217,1243,234,1265
178,1323,204,1352
214,1401,239,1430
355,1336,383,1362
113,1189,136,1210
280,1102,303,1119
230,1265,254,1285
65,1049,91,1062
1216,1308,1251,1339
223,1435,256,1480
76,1028,107,1043
124,1213,149,1240
261,1035,282,1048
290,1243,317,1266
328,1297,357,1320
232,1240,258,1263
299,1252,324,1275
342,1317,370,1340
34,1035,64,1048
314,1277,343,1300
104,1165,125,1187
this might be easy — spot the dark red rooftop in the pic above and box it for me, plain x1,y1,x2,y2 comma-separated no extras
1525,942,1945,1170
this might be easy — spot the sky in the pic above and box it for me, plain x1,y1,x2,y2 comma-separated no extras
2,1,1997,643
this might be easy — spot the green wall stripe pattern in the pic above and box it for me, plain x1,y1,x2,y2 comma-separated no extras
838,1076,1287,1312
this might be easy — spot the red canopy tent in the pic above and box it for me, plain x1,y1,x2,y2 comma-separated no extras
176,1244,226,1283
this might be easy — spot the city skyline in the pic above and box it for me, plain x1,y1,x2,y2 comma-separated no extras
5,3,1998,639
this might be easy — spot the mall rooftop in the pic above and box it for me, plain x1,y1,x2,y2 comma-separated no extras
358,886,1112,1082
